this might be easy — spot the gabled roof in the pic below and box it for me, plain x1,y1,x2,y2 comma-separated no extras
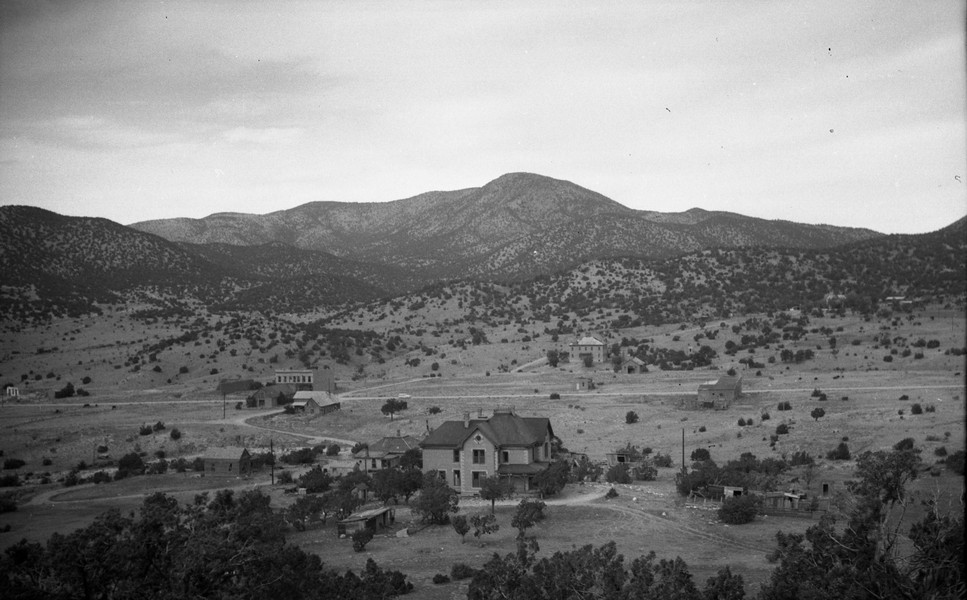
621,357,646,366
203,447,250,460
355,435,420,459
699,375,742,391
293,390,336,404
421,411,552,449
571,336,605,346
252,383,297,398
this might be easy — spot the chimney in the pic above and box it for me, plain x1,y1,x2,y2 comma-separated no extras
396,429,401,438
477,408,483,418
463,412,470,428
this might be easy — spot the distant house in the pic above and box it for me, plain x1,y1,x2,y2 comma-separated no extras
575,377,595,391
421,407,554,494
248,383,297,408
570,336,607,364
619,357,647,375
291,391,340,415
202,447,252,477
685,376,742,410
5,386,19,398
336,506,396,537
353,431,421,473
274,367,336,393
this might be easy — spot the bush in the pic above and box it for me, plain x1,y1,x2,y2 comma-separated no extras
605,463,631,484
893,437,915,452
777,401,791,411
139,424,153,436
934,446,948,457
152,421,165,432
760,412,770,421
428,406,441,415
827,442,851,461
179,366,189,374
698,426,707,433
653,452,673,468
690,448,711,462
351,528,374,552
3,459,26,470
326,444,340,456
775,424,789,435
117,452,145,475
737,418,746,426
605,487,618,499
451,563,476,580
625,411,639,424
0,496,17,512
170,428,182,441
718,495,760,524
432,574,450,585
945,450,965,475
0,474,20,487
910,403,923,415
549,393,561,400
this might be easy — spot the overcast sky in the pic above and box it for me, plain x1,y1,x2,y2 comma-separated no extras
1,1,964,233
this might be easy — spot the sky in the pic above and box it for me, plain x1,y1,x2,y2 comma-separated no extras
0,1,964,234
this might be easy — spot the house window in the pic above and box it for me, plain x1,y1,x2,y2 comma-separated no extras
501,451,509,464
371,459,377,469
471,471,485,488
453,449,460,463
544,443,549,459
472,449,485,464
453,470,461,487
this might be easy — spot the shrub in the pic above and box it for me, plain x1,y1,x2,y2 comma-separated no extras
934,446,948,457
549,393,561,400
945,450,965,475
605,463,632,484
910,403,923,415
451,563,476,580
690,448,711,462
810,407,825,421
152,421,165,432
761,412,771,421
653,452,673,468
737,418,746,426
427,406,441,415
277,470,293,484
351,528,374,552
718,495,760,524
827,442,851,461
325,444,340,456
925,405,936,413
117,452,145,475
179,366,189,374
42,457,52,466
139,425,153,436
776,424,789,435
625,411,639,424
3,459,26,470
605,487,618,499
777,401,791,411
170,428,182,441
893,437,915,452
432,574,450,585
789,451,814,466
0,474,20,487
899,394,909,400
0,496,16,512
698,426,707,433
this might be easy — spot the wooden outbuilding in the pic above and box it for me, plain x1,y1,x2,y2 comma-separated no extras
202,447,252,477
336,507,396,537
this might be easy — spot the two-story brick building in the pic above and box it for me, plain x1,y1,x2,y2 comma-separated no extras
420,408,554,494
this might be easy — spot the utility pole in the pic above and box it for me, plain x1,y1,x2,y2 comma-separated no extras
681,428,686,476
270,439,275,486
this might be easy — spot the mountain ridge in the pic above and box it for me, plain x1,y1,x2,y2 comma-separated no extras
131,172,882,280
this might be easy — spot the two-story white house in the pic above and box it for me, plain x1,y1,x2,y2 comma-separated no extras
420,408,554,494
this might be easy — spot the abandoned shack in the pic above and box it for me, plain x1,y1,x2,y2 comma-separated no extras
336,506,396,537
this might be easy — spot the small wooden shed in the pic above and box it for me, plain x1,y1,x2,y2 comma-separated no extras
336,507,396,537
203,447,252,477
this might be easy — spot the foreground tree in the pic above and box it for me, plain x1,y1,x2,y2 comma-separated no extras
760,446,964,600
478,475,512,514
411,472,458,524
1,490,413,599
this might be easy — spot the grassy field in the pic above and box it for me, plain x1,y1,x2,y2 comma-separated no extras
0,304,963,595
